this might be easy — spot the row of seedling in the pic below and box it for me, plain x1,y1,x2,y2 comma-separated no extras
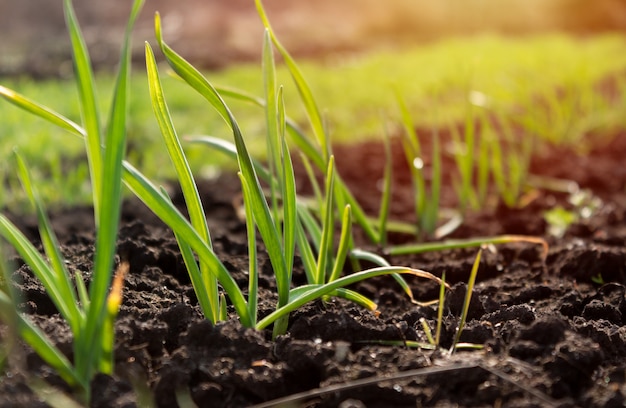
0,0,548,402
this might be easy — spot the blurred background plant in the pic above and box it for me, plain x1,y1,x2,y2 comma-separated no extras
1,0,625,210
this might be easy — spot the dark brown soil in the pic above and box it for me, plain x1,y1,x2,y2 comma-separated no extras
1,131,626,407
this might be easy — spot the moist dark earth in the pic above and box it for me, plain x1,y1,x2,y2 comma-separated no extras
1,129,626,407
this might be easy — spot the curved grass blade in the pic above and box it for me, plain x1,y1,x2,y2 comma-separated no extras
0,86,85,137
186,136,272,183
14,153,82,331
0,291,81,388
121,163,253,327
387,235,548,259
289,285,377,312
256,266,444,330
0,215,80,332
349,248,426,305
154,13,230,125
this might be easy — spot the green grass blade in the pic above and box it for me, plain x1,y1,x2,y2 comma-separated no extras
74,271,89,310
256,266,444,330
145,42,218,323
121,163,252,327
349,248,419,304
0,86,85,137
451,249,481,353
154,13,231,126
423,125,441,235
378,129,393,246
299,153,324,210
160,187,213,320
63,0,103,219
14,153,82,331
476,116,490,205
79,0,144,380
254,0,330,163
0,215,79,332
154,15,290,318
435,271,446,346
332,288,377,311
328,205,352,283
186,136,272,183
297,204,323,253
396,92,426,224
262,30,281,225
279,88,297,276
212,85,379,243
0,291,81,388
238,173,258,325
294,208,318,284
315,156,336,284
238,171,289,335
387,235,548,258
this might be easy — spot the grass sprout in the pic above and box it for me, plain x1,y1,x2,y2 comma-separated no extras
359,250,483,353
396,91,443,238
138,11,444,337
0,0,144,399
451,249,482,353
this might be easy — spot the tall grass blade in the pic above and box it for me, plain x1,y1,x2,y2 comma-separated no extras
328,205,352,283
315,156,336,284
262,30,281,225
378,130,393,246
238,173,258,324
145,43,219,323
78,0,144,381
63,0,103,220
279,88,297,277
396,92,425,227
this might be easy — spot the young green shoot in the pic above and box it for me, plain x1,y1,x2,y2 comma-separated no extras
451,249,482,353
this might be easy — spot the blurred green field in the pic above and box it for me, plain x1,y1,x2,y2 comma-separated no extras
1,33,626,209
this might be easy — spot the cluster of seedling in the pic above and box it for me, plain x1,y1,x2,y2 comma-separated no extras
0,0,550,402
